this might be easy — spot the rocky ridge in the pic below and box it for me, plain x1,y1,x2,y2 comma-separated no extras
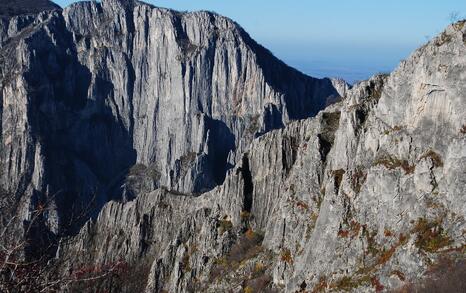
0,0,341,249
0,0,465,292
60,20,466,292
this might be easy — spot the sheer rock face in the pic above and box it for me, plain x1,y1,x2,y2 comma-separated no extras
59,21,466,292
1,0,465,292
0,0,339,242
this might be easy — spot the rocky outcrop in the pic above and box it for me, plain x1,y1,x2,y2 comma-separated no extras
0,0,339,249
1,0,465,292
58,20,466,292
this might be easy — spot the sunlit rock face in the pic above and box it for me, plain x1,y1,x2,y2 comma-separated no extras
1,0,465,292
0,0,338,251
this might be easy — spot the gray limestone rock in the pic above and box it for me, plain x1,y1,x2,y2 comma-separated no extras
59,21,465,293
1,1,465,292
0,0,339,250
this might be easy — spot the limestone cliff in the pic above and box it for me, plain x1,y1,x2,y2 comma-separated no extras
1,0,465,292
58,20,466,293
0,0,339,247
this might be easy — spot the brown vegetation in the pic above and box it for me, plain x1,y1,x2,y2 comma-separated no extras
453,20,466,31
391,270,406,281
332,169,346,192
218,218,233,235
210,229,264,281
240,211,251,221
311,277,328,293
419,150,443,168
435,32,453,46
393,256,466,293
280,248,293,265
351,168,367,193
374,156,415,174
0,198,127,292
243,274,273,293
413,218,452,253
296,200,310,211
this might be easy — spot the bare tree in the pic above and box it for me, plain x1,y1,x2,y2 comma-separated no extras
0,194,128,292
448,11,461,24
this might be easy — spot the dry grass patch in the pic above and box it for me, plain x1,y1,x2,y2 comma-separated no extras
374,156,415,174
413,218,452,253
392,256,466,293
419,150,443,168
280,248,293,265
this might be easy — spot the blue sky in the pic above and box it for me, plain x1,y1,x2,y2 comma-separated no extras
56,0,466,83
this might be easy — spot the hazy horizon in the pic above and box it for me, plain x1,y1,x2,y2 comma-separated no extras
55,0,466,83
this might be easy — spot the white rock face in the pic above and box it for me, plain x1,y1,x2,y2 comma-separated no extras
0,0,339,245
1,1,465,292
59,21,466,292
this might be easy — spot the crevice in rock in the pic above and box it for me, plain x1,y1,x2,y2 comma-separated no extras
282,136,298,174
240,154,253,213
138,213,152,257
355,109,367,125
124,53,136,138
318,134,333,163
204,117,236,191
365,77,386,102
300,281,307,291
281,218,286,246
173,14,199,62
333,169,345,194
317,111,341,164
256,104,285,137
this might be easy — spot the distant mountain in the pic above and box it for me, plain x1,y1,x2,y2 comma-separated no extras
0,0,60,16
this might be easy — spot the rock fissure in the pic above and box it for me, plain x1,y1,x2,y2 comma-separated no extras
240,154,253,213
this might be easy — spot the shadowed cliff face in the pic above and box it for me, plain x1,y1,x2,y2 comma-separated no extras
57,20,466,293
0,1,465,292
0,0,60,17
0,0,341,253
